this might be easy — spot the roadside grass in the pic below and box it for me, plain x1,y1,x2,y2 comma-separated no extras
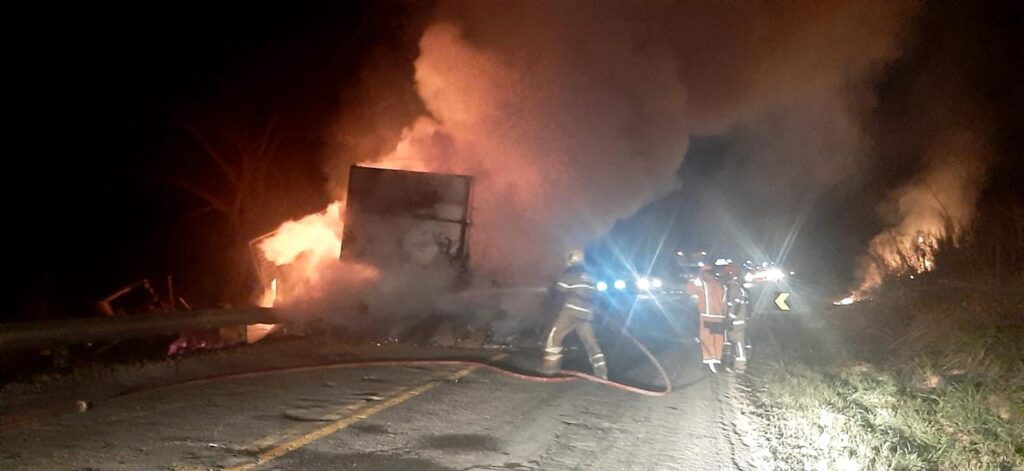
746,282,1024,470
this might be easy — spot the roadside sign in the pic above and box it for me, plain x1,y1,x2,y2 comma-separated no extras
774,292,791,311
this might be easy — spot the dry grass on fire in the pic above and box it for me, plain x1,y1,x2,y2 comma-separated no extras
745,280,1024,470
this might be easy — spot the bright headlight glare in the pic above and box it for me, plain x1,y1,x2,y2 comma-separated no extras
765,268,785,281
614,279,626,290
596,281,608,292
744,273,754,282
636,277,651,290
651,278,663,288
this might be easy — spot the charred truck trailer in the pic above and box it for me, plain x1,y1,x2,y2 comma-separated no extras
341,166,472,272
251,165,473,302
342,166,486,344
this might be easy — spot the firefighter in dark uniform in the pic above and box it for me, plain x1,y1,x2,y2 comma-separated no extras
541,249,608,379
716,259,750,371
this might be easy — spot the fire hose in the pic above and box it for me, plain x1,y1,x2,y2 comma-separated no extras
129,316,671,396
1,317,671,431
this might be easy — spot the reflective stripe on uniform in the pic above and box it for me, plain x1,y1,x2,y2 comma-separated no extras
545,328,559,349
557,282,595,290
702,279,714,316
700,313,726,319
732,320,746,325
565,303,592,313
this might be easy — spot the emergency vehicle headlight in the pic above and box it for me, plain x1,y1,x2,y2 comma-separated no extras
614,279,626,290
596,281,608,292
636,277,651,290
765,268,785,281
744,273,754,282
651,278,663,288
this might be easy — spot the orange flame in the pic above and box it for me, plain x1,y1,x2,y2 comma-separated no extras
261,201,345,266
254,202,344,306
838,130,987,305
255,156,429,307
839,231,942,304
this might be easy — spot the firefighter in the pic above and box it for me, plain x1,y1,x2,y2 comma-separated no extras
716,259,750,371
682,251,728,373
541,249,608,379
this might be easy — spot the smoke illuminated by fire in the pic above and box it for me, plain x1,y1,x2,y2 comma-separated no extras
344,3,915,289
260,1,918,312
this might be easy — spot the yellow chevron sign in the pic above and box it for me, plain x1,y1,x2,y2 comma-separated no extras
774,292,791,311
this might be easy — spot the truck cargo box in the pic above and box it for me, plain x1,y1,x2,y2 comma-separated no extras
341,166,472,270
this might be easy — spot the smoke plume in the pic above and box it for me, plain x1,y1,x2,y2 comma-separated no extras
846,2,998,299
325,1,918,288
854,130,991,295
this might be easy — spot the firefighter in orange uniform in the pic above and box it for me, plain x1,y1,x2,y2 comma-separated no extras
680,251,728,373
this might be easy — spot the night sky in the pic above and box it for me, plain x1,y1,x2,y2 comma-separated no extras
6,1,1022,322
9,2,424,319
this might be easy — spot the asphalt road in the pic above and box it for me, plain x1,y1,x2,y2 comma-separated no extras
0,328,749,470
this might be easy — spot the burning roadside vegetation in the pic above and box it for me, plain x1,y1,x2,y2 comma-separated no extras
743,214,1024,468
743,6,1024,464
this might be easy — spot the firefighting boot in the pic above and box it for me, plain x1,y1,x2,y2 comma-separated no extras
590,353,608,380
734,344,747,373
541,347,564,376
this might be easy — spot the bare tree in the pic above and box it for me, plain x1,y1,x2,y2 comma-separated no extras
171,118,279,238
163,118,296,304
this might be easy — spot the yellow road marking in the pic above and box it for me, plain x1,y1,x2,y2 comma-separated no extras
222,365,479,471
241,400,366,452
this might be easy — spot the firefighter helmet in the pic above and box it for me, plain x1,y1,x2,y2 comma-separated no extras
714,259,741,280
566,249,585,267
675,249,709,269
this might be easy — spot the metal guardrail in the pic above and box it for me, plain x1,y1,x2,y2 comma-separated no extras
0,308,282,351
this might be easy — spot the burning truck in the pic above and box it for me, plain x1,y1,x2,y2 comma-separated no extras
249,165,475,340
340,165,472,275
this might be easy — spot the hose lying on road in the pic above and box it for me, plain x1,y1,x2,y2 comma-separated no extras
1,318,672,431
137,317,671,397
